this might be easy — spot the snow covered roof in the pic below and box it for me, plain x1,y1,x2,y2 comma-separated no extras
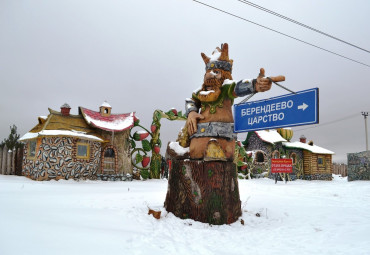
255,130,287,144
100,101,111,108
19,108,105,142
283,141,334,155
80,107,135,132
19,132,39,141
19,130,104,142
248,130,334,155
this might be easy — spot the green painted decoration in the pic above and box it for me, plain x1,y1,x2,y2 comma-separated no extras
129,109,186,179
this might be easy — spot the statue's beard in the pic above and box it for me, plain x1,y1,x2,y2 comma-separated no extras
198,78,223,102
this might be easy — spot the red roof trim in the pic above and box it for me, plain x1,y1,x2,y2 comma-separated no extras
80,107,135,132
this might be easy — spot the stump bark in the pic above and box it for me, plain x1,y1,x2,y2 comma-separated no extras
164,158,242,225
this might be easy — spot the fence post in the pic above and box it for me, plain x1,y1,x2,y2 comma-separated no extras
1,145,7,175
11,149,15,175
7,149,12,175
15,147,23,176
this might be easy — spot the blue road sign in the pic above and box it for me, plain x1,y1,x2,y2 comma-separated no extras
234,88,319,133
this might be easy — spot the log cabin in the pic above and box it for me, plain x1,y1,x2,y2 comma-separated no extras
243,129,334,180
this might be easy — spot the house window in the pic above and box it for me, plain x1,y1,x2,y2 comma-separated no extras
290,153,297,165
77,142,90,159
318,156,325,166
28,140,36,158
104,148,115,158
272,150,280,159
255,151,265,163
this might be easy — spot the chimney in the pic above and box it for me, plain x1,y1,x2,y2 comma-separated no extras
100,101,112,117
299,135,306,143
61,103,71,116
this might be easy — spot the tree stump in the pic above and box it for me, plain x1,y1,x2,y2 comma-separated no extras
164,158,242,225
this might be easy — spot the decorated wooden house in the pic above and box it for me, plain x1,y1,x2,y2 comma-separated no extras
243,129,334,180
19,102,135,181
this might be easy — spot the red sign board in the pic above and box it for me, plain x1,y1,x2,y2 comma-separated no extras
271,158,293,173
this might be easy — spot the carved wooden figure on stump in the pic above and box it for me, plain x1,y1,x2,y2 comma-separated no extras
165,43,281,224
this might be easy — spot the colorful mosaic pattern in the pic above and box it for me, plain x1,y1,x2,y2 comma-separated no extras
23,137,101,180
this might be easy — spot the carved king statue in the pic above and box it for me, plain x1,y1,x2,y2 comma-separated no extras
185,43,272,161
165,43,278,225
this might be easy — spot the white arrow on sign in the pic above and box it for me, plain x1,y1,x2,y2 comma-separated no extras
298,103,308,111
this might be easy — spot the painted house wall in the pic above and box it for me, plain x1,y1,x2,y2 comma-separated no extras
100,130,132,175
244,133,272,176
284,148,304,180
245,133,271,155
22,137,101,180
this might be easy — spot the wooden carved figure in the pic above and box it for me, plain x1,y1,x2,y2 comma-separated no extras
165,43,280,224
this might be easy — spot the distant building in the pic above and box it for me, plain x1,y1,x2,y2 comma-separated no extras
243,129,334,180
19,102,135,181
347,151,370,181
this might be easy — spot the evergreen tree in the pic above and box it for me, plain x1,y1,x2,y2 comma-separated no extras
1,125,22,150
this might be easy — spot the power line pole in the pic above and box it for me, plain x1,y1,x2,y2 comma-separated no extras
362,112,369,151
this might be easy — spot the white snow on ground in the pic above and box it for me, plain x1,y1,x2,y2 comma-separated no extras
0,175,370,255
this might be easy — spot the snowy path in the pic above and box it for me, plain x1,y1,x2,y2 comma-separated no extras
0,175,369,255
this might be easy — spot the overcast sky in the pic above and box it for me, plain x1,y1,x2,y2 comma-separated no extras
1,0,369,163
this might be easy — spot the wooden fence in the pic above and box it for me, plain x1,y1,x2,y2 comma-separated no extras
332,163,347,177
0,145,24,176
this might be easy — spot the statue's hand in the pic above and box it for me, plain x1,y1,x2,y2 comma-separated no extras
255,68,272,92
187,111,205,136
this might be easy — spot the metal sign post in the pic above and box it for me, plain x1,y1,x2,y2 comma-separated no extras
234,88,319,133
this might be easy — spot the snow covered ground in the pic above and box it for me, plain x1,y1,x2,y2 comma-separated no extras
0,175,369,255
